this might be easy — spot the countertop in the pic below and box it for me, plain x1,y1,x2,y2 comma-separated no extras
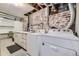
4,31,79,40
27,31,79,40
14,31,30,34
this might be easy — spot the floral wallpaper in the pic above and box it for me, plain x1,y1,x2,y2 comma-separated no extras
29,7,48,31
49,11,71,29
29,8,71,31
22,16,28,31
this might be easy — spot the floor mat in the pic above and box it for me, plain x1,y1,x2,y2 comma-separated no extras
7,44,22,54
11,49,28,56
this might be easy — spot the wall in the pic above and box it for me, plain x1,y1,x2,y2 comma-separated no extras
23,16,28,31
29,7,48,31
0,17,14,33
14,20,23,32
29,7,71,31
0,17,24,33
49,11,71,29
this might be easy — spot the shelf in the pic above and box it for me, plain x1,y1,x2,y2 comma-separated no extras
0,33,8,35
0,26,14,28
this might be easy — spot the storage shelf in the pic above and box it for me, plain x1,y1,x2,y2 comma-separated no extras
0,26,14,28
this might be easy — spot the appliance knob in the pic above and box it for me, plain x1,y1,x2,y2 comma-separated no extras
42,43,45,45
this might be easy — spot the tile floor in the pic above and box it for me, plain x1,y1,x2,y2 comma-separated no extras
0,38,28,56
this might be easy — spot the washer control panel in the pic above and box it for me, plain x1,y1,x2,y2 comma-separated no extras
48,29,73,34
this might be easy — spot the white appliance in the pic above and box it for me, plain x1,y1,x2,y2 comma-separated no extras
40,41,76,56
40,29,79,56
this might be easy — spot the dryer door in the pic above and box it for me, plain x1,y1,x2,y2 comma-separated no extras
40,42,76,56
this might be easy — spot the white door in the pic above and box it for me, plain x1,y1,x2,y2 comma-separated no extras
40,42,76,56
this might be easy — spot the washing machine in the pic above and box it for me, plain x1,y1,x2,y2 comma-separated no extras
40,3,79,56
40,29,79,56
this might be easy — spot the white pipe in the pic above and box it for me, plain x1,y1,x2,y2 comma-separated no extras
64,3,75,29
75,4,79,36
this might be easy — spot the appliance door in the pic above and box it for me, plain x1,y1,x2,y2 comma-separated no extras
40,42,76,56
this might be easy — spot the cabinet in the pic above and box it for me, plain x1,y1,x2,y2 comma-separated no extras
0,34,8,39
14,32,27,50
26,33,42,56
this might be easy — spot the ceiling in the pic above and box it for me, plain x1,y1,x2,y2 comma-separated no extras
0,3,34,18
0,3,55,17
24,3,58,16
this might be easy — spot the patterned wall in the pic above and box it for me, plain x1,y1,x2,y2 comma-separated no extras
49,11,71,29
29,7,71,31
22,16,28,31
29,7,48,31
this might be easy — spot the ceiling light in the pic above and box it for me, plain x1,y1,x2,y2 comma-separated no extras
10,3,25,7
15,3,24,7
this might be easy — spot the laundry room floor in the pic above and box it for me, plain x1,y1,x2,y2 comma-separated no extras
0,38,28,56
